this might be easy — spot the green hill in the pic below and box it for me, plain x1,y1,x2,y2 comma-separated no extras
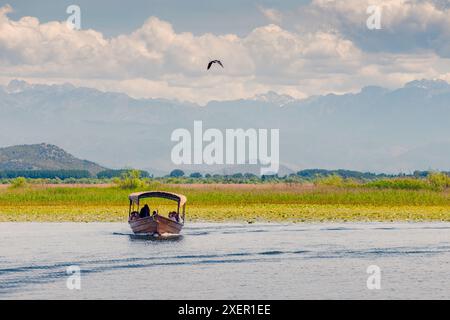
0,143,106,175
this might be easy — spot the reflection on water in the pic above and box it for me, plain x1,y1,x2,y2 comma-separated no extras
122,233,184,242
0,222,449,299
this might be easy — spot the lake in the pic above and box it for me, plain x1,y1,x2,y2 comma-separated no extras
0,222,449,299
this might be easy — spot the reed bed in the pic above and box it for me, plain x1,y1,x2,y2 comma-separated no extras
0,183,449,222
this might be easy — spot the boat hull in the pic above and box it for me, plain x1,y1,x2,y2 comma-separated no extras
129,215,183,235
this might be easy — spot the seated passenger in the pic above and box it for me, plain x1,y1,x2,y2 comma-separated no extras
168,211,179,222
130,211,139,220
139,204,150,218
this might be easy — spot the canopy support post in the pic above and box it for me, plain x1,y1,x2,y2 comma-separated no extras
128,200,132,218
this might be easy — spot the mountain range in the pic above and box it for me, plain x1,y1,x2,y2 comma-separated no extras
1,79,450,175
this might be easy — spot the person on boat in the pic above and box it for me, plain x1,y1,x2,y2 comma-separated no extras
168,211,179,222
139,204,150,218
152,210,158,217
130,211,139,220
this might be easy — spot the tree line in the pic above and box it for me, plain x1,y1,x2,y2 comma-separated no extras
0,168,448,182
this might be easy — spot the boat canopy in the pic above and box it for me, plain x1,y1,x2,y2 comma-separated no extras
128,191,187,207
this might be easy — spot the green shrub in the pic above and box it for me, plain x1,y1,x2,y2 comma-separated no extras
9,177,28,189
366,178,430,190
114,170,145,189
314,174,345,187
427,172,450,191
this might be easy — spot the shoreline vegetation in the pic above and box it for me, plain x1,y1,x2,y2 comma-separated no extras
1,170,449,222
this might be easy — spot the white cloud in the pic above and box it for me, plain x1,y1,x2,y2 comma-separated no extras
0,2,450,103
303,0,450,55
258,6,283,24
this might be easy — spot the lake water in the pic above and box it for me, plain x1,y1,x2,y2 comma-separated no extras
0,222,449,299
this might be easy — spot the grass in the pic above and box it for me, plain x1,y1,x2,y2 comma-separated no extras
0,183,449,222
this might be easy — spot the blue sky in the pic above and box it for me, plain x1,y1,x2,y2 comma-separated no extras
1,0,309,36
1,0,450,103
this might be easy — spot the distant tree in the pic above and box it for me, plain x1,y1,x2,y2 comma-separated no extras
262,174,278,181
170,169,185,177
204,173,212,178
190,172,202,178
97,169,149,179
0,170,91,179
296,169,385,180
413,170,429,178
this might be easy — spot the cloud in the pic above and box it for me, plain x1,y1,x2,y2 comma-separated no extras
0,2,450,103
299,0,450,56
258,6,283,24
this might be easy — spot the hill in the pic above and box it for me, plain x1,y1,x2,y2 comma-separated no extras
0,143,106,175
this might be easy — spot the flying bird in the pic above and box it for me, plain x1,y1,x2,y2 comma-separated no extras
207,60,224,70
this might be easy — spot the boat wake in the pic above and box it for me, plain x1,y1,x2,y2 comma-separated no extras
1,222,450,299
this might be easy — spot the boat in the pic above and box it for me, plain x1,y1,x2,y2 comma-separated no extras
128,191,186,235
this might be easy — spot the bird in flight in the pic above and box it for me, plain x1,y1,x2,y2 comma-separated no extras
207,60,224,70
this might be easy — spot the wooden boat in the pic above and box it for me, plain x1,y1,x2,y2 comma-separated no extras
128,191,186,235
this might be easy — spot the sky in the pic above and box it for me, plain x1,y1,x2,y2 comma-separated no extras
1,0,450,103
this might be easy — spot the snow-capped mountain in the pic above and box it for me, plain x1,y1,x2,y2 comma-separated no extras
1,79,450,174
252,91,297,107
